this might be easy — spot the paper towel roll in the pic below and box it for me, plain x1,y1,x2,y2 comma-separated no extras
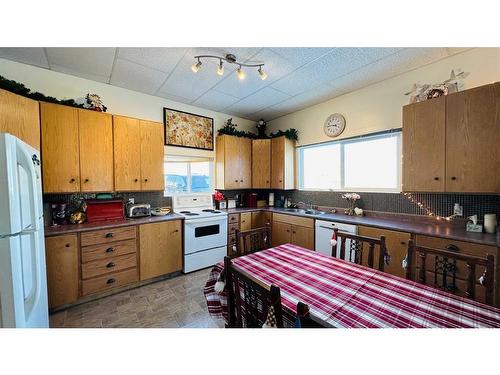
484,214,497,234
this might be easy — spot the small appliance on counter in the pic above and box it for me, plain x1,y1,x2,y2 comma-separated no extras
51,202,67,225
235,193,246,208
247,193,258,208
85,199,124,222
126,202,151,218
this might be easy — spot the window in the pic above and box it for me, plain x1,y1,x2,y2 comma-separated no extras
164,156,213,195
298,131,401,192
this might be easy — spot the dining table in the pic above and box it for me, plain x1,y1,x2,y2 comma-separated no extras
203,243,500,328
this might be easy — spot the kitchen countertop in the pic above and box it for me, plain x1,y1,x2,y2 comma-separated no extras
44,214,184,237
223,207,500,247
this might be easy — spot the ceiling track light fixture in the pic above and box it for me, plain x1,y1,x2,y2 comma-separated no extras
191,53,266,80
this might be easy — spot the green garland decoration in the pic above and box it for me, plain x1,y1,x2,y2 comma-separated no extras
218,118,298,141
0,75,85,108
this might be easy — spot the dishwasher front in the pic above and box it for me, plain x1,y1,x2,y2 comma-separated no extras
315,220,358,260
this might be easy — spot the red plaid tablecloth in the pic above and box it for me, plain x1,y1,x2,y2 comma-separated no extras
203,243,500,328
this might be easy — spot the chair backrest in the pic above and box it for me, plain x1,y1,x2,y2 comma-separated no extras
234,225,272,257
405,240,495,305
333,228,387,271
224,256,283,328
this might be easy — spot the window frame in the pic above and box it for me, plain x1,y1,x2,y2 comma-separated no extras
163,157,214,196
297,129,402,193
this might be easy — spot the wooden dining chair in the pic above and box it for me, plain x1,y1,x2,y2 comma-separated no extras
332,228,388,272
405,240,495,305
224,256,283,328
234,224,272,256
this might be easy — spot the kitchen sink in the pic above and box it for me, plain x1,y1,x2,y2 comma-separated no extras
283,208,325,215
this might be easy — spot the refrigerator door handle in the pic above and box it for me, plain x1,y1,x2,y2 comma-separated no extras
16,141,39,231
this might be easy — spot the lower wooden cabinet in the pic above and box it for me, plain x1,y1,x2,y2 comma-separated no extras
240,212,252,231
139,220,182,280
45,234,79,309
272,213,314,250
251,211,272,229
357,226,411,278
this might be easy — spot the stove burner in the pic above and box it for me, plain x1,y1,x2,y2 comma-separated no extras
202,209,215,212
211,211,221,213
179,211,191,214
184,213,200,216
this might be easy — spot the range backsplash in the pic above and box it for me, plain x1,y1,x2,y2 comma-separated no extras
220,190,500,220
43,190,499,225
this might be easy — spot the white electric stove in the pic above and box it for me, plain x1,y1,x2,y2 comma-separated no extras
172,194,228,273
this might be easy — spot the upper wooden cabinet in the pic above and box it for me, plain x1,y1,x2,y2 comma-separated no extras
113,116,164,192
78,110,113,192
445,83,500,193
252,139,271,188
139,120,165,191
113,116,141,191
216,135,252,189
0,89,40,150
402,82,500,193
41,103,81,193
271,136,295,190
41,103,114,193
402,96,445,192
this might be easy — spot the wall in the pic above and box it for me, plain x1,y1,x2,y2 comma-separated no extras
268,48,500,146
0,57,256,159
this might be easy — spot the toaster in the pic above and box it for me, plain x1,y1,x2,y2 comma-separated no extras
126,203,151,218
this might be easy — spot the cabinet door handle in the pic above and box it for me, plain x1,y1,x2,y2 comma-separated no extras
134,178,139,182
286,229,290,233
240,179,243,182
144,178,148,182
105,233,114,238
84,178,89,183
451,176,457,180
107,278,116,284
173,229,179,233
292,231,296,234
400,241,406,245
106,262,115,268
69,178,76,183
106,247,114,253
433,177,439,181
235,179,239,183
279,179,282,183
446,244,459,252
65,243,70,248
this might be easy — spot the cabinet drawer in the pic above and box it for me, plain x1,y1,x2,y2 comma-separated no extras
273,213,314,228
81,226,136,246
228,223,240,236
415,235,497,258
228,213,239,225
81,268,138,296
81,239,137,263
81,253,137,280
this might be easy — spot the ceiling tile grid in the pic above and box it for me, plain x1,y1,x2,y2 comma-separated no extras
0,47,472,121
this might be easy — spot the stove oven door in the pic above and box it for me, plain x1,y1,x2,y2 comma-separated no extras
184,216,228,254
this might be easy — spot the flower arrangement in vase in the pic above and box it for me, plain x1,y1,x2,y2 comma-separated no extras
342,193,361,216
214,190,226,209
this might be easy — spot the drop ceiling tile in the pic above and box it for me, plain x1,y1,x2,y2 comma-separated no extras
226,87,290,114
156,91,194,104
191,90,240,112
0,48,49,68
251,107,289,121
269,84,344,113
270,48,386,96
46,47,116,79
50,64,111,83
212,49,299,99
270,47,334,67
117,47,188,73
110,58,168,95
360,47,403,61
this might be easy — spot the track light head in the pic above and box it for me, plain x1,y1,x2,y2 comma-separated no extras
258,66,267,81
237,66,246,80
217,59,224,76
191,59,202,73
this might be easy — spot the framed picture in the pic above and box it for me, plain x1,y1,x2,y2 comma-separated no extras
163,108,214,150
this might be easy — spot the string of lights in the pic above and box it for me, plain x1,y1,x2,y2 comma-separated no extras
402,192,455,221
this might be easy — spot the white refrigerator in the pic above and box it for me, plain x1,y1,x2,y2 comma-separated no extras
0,133,49,328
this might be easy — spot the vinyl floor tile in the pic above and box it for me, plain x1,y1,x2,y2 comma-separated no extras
49,268,220,329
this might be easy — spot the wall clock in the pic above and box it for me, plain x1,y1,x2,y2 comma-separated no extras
324,113,346,138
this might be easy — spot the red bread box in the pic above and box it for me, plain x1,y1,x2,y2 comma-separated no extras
85,199,125,223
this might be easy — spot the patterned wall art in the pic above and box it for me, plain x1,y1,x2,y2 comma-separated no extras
163,107,214,150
